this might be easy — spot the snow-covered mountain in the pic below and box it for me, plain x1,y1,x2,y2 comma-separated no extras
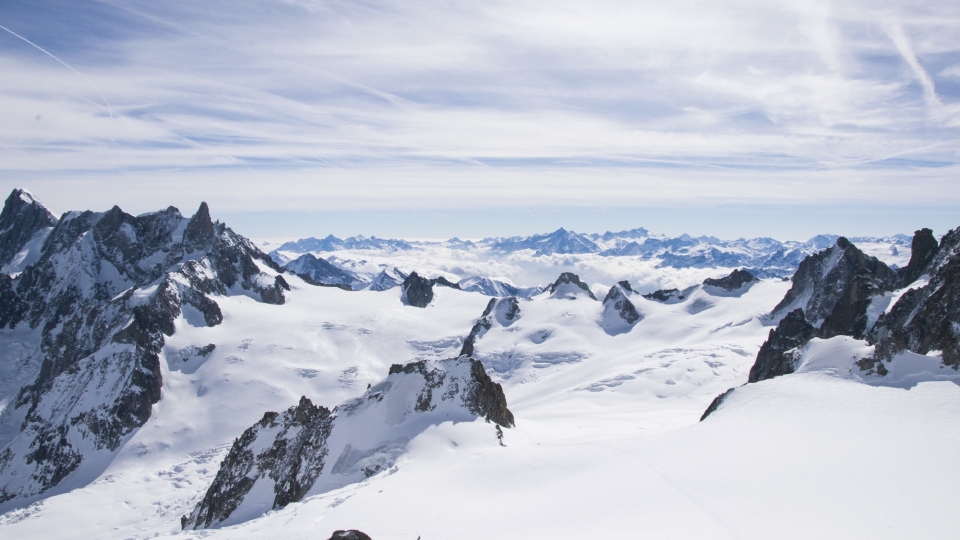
264,228,912,298
1,188,958,539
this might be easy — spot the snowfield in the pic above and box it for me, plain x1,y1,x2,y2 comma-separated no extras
2,269,958,539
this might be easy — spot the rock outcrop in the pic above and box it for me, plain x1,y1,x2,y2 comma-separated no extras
898,228,938,287
400,272,434,307
702,269,758,292
185,356,513,529
0,189,57,273
599,281,642,335
460,297,521,357
328,531,373,540
642,288,684,302
545,272,597,300
0,193,290,511
767,237,899,339
748,309,817,383
868,226,960,368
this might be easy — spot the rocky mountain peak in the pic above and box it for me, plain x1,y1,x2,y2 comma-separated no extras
900,228,939,286
768,236,898,338
0,188,58,272
183,202,215,252
546,272,597,300
400,271,434,307
702,269,758,291
600,282,642,335
185,357,513,529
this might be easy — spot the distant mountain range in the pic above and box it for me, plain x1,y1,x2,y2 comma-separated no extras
268,228,912,290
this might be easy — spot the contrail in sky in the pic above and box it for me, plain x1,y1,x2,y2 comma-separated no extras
0,23,114,118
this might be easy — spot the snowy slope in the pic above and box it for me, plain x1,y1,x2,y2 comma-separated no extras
1,189,957,539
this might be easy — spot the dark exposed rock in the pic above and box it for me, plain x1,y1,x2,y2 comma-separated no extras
899,228,939,286
186,397,334,530
642,288,684,302
545,272,597,300
400,272,434,307
600,283,642,335
700,387,736,421
768,237,899,339
0,195,293,511
460,297,521,357
433,276,461,289
0,189,57,271
188,357,513,529
869,226,960,368
328,531,372,540
748,309,816,383
702,269,758,291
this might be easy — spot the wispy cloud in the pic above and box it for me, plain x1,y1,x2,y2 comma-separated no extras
0,0,958,218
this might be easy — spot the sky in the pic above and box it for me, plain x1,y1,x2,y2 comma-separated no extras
0,0,958,240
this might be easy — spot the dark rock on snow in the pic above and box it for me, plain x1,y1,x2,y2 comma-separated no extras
460,297,521,357
702,269,758,291
186,357,513,529
699,387,736,421
748,309,817,383
545,272,597,300
0,189,57,270
328,531,373,540
599,281,642,335
400,271,434,307
0,189,291,511
642,288,684,302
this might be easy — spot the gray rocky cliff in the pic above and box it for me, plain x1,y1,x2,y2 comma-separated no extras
768,237,899,339
545,272,597,300
0,195,290,511
185,356,513,529
400,271,434,307
460,297,521,357
0,189,57,273
702,269,758,291
868,226,960,369
599,281,642,335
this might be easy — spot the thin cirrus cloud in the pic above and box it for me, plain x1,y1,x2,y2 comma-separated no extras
0,0,958,233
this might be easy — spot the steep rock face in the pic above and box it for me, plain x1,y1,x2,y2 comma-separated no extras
460,297,521,357
400,272,434,307
748,309,817,382
899,228,938,286
186,357,513,529
869,226,960,368
545,272,597,300
284,253,358,288
768,237,899,339
0,196,288,511
186,396,334,529
702,269,758,292
0,189,58,273
599,281,642,335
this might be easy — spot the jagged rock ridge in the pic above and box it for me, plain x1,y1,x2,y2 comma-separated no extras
0,189,58,274
0,190,289,511
545,272,597,300
185,356,513,529
599,281,642,335
460,296,521,357
702,269,758,292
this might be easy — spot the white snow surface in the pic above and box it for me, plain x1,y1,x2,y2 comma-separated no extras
1,270,958,538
